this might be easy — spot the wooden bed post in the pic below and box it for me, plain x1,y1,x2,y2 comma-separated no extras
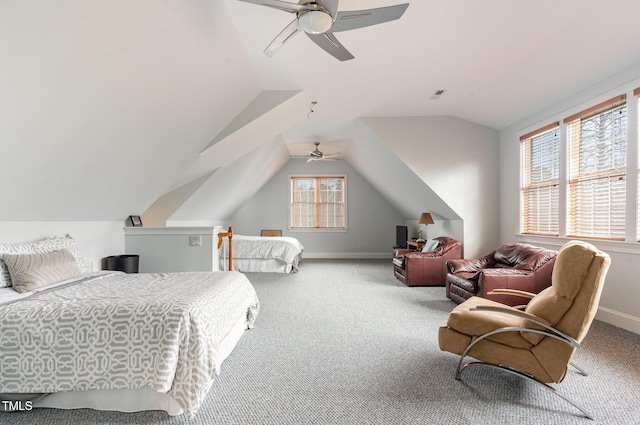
217,227,233,271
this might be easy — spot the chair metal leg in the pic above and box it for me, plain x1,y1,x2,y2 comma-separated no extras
570,361,588,376
457,361,593,420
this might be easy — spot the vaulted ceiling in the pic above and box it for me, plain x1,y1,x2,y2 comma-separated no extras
226,0,640,142
2,0,640,223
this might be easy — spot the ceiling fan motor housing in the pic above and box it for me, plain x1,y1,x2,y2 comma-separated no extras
297,8,333,34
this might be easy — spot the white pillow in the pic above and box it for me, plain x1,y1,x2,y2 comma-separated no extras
421,239,440,252
0,234,86,288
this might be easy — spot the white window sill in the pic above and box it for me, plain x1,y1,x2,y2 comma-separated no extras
516,234,640,255
288,228,348,233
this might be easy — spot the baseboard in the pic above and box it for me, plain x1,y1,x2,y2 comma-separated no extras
596,307,640,335
303,252,393,259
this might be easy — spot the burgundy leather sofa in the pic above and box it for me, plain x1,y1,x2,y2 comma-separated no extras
445,243,558,306
393,237,462,286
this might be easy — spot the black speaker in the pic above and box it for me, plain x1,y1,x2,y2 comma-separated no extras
395,225,408,249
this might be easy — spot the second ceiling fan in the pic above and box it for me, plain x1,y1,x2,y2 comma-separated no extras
306,142,339,162
238,0,409,61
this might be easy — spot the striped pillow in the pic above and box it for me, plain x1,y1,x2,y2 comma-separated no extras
0,234,86,288
2,249,82,293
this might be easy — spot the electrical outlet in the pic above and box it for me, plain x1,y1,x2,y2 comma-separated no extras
189,235,202,247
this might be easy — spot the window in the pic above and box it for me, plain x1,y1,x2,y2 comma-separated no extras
565,95,627,240
520,123,560,235
290,176,345,229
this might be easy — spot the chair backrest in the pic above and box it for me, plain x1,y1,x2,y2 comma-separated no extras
261,230,282,237
493,243,557,271
523,240,611,344
433,237,461,256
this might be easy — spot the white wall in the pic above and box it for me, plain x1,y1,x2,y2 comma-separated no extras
0,0,261,222
499,61,640,334
361,116,500,258
229,158,407,258
0,221,124,271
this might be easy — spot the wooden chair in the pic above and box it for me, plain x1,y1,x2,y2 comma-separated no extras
261,230,282,237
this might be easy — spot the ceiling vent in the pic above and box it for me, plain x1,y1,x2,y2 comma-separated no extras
430,89,446,100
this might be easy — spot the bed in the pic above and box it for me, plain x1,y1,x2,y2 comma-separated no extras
0,234,259,418
218,232,304,273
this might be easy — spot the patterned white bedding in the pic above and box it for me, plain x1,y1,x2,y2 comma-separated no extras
0,271,259,418
219,235,304,272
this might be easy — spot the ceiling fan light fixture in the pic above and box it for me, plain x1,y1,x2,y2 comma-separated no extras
298,10,333,34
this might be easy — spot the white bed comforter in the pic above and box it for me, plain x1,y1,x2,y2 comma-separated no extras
220,235,304,264
0,271,259,417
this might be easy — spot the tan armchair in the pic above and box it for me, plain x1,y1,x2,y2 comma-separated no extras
438,240,611,419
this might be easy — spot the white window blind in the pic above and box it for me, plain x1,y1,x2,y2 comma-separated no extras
520,123,560,235
291,176,345,228
565,95,627,240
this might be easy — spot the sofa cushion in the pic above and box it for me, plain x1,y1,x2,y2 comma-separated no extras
493,243,557,271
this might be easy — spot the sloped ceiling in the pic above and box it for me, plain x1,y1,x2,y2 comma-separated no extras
166,89,309,191
2,1,640,224
0,0,260,221
167,136,291,224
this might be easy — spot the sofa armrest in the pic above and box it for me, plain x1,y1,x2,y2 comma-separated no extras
402,254,451,286
447,258,483,273
394,248,413,258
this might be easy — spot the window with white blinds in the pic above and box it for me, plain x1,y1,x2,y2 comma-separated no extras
520,123,560,235
565,96,627,240
290,176,345,229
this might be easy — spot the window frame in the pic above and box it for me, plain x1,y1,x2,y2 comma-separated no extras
520,122,561,236
564,95,627,241
516,85,640,254
289,174,347,232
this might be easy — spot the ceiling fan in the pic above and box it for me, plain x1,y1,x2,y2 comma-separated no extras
237,0,409,61
294,142,340,162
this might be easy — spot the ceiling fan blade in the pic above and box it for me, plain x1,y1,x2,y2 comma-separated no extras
306,32,354,61
264,19,301,57
237,0,307,13
306,157,316,163
323,153,340,158
315,0,339,18
331,3,409,33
